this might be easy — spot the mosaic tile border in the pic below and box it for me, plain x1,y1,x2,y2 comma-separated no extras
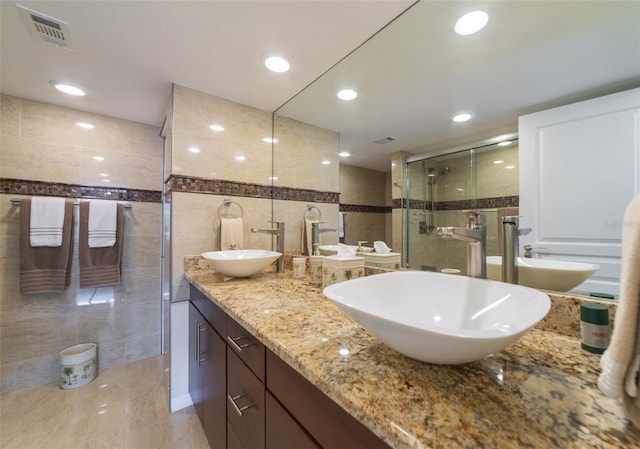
0,178,162,202
339,204,392,214
166,174,339,203
393,195,519,210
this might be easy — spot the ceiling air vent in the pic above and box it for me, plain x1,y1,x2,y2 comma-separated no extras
17,4,74,50
373,136,399,145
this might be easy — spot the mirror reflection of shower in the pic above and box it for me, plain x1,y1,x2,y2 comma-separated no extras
419,164,450,235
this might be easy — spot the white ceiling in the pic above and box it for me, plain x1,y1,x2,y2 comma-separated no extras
2,1,640,173
0,0,413,125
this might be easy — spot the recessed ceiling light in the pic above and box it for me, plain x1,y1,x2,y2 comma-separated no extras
209,124,224,132
264,56,290,73
50,81,85,96
102,179,111,183
263,137,279,143
99,173,109,177
93,156,104,161
505,165,515,170
269,176,279,181
455,11,489,36
338,152,351,158
235,155,246,161
188,147,200,153
76,122,94,129
337,89,358,101
321,160,331,165
498,140,512,146
452,112,473,122
493,160,504,164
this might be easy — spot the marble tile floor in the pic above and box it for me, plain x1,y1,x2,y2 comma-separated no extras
0,355,209,449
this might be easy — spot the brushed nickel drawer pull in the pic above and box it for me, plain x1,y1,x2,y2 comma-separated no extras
227,393,255,417
227,335,254,352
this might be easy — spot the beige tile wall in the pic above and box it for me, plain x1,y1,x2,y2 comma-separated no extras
0,95,163,393
172,85,273,185
169,86,278,300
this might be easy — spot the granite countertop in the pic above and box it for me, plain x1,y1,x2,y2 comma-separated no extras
185,258,639,449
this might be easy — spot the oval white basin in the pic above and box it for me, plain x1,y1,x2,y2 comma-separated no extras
202,249,281,277
323,271,550,364
319,244,374,255
486,256,599,292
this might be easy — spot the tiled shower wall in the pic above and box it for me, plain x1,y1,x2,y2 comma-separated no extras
0,95,163,393
406,144,519,273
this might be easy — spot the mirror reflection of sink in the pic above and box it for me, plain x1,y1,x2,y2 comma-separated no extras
486,256,600,292
318,244,374,255
323,271,550,364
202,249,282,277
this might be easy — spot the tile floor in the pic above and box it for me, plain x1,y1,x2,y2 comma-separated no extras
0,355,209,449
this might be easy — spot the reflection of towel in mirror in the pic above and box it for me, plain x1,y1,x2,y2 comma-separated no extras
302,219,318,255
221,217,243,250
598,193,640,429
29,196,66,247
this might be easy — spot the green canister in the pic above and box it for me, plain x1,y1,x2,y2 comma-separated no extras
580,303,609,354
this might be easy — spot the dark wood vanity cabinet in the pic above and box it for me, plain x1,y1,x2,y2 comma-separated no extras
189,284,390,449
189,301,226,449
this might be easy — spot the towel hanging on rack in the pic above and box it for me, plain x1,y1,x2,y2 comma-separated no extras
221,217,243,250
79,202,125,288
20,198,74,294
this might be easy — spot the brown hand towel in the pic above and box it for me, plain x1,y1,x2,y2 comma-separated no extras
20,198,74,294
79,201,124,288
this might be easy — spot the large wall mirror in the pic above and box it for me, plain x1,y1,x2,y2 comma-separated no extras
272,0,639,297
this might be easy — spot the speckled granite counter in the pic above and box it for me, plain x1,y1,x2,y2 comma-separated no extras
185,257,639,449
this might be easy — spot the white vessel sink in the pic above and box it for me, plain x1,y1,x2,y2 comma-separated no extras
319,244,374,255
486,256,599,292
202,249,281,277
323,271,550,364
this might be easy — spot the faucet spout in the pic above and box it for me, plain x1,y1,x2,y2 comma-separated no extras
310,222,337,255
436,212,486,279
251,221,285,273
501,216,531,284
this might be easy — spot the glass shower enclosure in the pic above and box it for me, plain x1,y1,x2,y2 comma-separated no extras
405,140,519,275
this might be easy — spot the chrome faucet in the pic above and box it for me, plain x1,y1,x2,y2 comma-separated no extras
250,221,285,273
311,222,337,254
437,212,486,278
501,216,531,284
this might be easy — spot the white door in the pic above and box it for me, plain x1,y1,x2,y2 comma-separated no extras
519,88,640,296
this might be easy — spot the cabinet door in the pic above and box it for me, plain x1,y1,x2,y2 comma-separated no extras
203,327,226,449
519,87,640,295
227,349,265,449
266,392,319,449
189,303,205,422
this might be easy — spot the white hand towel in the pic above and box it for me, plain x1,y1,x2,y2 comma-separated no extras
88,200,118,248
598,192,640,428
374,241,391,254
221,217,243,250
30,196,66,247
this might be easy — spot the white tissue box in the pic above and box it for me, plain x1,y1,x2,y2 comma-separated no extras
322,255,365,288
362,252,401,269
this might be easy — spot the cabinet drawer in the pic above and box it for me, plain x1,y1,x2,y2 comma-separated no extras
266,392,320,449
227,316,265,382
190,284,226,334
266,350,390,449
227,349,265,449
